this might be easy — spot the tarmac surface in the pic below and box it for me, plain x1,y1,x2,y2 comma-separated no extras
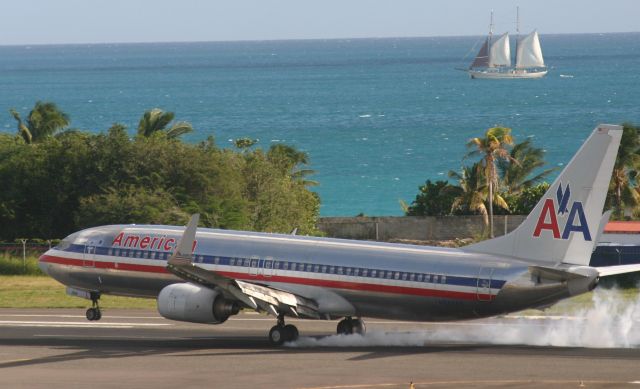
1,309,640,389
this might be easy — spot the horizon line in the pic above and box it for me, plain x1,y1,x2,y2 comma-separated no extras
2,31,639,48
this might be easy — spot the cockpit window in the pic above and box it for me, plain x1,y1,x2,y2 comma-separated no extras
55,232,80,250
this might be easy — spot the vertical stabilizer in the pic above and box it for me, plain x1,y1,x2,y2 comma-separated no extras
463,125,622,265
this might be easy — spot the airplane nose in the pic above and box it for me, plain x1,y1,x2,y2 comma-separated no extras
38,250,53,275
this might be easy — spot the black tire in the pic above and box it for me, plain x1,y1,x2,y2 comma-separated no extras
86,308,96,321
95,309,102,321
352,318,366,335
269,325,285,346
283,324,299,341
336,319,353,335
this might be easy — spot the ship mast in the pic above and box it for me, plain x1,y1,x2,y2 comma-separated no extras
515,6,520,67
489,9,494,46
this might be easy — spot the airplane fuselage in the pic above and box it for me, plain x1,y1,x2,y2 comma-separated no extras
39,224,577,322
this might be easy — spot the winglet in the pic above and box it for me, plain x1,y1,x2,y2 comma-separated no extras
168,214,200,266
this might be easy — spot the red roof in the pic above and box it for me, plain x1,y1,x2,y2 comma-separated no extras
604,221,640,234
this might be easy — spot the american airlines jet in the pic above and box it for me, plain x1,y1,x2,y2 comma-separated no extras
39,125,640,345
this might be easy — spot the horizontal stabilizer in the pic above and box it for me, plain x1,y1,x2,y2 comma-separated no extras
597,264,640,277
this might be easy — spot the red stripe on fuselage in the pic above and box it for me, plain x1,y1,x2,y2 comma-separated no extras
39,254,493,301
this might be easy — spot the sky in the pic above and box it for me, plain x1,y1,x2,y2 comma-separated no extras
1,0,639,45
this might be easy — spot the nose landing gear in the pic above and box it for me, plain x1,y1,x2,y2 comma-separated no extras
85,292,102,321
268,313,299,346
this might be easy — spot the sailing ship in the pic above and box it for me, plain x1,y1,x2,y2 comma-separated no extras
467,9,547,79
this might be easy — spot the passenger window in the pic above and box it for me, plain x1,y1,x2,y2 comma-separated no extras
441,275,447,284
114,249,120,256
329,266,335,274
434,275,439,283
108,249,113,256
371,270,377,278
417,274,423,282
314,265,319,272
410,274,415,281
283,262,289,270
362,269,368,277
345,268,352,276
402,273,407,280
214,257,220,265
321,265,326,273
337,267,343,275
394,272,400,280
230,258,236,266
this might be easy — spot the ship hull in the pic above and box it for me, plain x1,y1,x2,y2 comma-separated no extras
469,69,547,79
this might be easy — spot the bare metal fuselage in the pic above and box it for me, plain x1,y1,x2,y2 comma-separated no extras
39,224,579,322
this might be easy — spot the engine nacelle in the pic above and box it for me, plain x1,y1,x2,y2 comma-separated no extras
157,283,239,324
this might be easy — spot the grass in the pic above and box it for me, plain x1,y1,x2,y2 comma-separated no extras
0,276,156,309
0,255,45,276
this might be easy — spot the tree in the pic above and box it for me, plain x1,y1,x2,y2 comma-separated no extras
503,182,550,215
405,180,462,216
466,126,515,237
267,144,318,187
9,101,70,144
498,138,556,194
136,108,193,139
449,163,508,228
606,123,640,219
234,137,258,150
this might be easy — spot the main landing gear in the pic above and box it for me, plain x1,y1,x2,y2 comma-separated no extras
268,313,299,346
85,292,102,321
337,317,366,335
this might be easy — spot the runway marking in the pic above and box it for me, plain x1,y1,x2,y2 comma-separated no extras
300,380,640,388
33,334,182,340
0,358,33,364
0,314,164,320
0,320,171,328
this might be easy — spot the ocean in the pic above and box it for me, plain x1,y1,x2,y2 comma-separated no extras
1,33,639,216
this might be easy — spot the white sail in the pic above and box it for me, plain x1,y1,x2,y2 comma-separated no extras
516,30,545,68
489,32,511,67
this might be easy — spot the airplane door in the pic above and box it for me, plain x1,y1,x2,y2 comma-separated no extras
83,241,96,268
477,267,493,301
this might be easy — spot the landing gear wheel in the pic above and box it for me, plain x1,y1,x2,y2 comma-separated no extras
352,318,366,335
86,308,101,321
85,292,102,321
283,324,299,341
337,318,354,335
268,313,299,346
337,317,366,335
269,325,285,346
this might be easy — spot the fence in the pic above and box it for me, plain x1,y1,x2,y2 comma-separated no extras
317,215,528,242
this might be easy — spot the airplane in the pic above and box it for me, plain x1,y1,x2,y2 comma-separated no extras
39,124,640,345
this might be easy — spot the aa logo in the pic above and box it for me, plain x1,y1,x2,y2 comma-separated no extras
533,183,591,241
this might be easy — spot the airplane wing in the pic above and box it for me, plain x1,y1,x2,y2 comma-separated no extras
166,214,322,319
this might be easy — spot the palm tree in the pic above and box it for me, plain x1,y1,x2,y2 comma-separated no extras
465,126,515,237
498,138,557,194
449,163,508,228
608,123,640,219
267,144,318,187
136,108,193,139
9,101,70,144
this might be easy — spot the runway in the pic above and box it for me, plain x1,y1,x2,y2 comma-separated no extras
1,309,640,389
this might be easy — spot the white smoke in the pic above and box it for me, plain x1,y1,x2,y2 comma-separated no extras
287,288,640,349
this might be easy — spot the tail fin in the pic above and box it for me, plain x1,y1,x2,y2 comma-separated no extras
463,124,622,265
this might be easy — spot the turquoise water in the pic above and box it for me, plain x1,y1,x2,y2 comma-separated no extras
1,34,639,216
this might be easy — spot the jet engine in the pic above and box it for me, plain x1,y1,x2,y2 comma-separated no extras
157,283,239,324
